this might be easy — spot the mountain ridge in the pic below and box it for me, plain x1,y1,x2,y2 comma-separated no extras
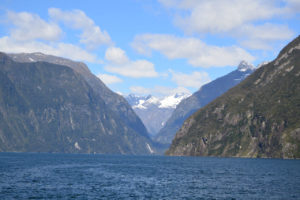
166,36,300,158
0,52,154,154
155,61,256,144
125,92,190,136
8,52,150,139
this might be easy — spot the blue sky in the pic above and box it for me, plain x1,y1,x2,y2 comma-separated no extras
0,0,299,96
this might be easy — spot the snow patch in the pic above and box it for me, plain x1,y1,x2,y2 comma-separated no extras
74,142,81,150
159,93,191,108
238,61,255,72
128,92,190,110
257,61,269,68
147,96,160,104
133,100,146,109
33,52,45,57
146,143,154,154
28,57,35,62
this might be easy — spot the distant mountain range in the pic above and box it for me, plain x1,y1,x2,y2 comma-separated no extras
166,36,300,158
125,92,190,137
155,61,256,144
0,52,155,154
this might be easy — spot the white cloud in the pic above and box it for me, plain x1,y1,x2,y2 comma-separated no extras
159,0,284,33
0,36,97,62
158,0,296,50
48,8,112,49
104,47,158,78
97,73,123,84
237,23,294,50
130,86,152,95
132,34,254,67
105,47,129,64
177,0,280,34
130,86,191,97
0,9,110,63
170,70,211,88
7,11,62,41
105,60,158,78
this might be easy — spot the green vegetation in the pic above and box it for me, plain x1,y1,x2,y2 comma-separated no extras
166,36,300,158
0,53,152,154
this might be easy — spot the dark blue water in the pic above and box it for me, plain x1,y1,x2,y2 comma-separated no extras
0,153,299,199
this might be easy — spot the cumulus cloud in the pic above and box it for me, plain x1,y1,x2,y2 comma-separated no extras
7,11,62,41
49,8,112,49
105,47,129,64
104,47,158,78
0,9,110,63
237,23,295,50
132,34,254,67
170,70,211,88
97,73,123,84
166,0,280,33
130,86,191,97
0,36,97,62
158,0,296,50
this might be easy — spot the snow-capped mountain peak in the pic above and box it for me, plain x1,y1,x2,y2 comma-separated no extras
125,92,191,136
146,96,160,105
126,92,191,110
159,93,191,109
238,61,255,72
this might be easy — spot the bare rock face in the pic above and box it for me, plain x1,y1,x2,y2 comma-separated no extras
9,52,149,139
166,36,300,158
0,53,153,154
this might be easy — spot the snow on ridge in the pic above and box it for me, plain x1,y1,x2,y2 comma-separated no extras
257,61,270,68
238,61,255,72
159,93,190,108
133,99,147,109
28,57,35,62
146,96,160,104
127,92,191,110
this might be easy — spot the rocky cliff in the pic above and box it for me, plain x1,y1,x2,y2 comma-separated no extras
9,52,150,139
166,36,300,158
0,53,154,154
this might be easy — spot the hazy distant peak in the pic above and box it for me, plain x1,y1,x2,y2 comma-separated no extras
237,61,255,72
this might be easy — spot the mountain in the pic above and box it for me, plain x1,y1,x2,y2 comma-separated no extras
155,61,255,144
125,92,190,137
9,52,149,139
166,36,300,158
0,52,154,154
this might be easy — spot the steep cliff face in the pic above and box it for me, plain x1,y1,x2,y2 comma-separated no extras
9,53,149,139
166,36,300,158
0,53,153,154
156,62,255,144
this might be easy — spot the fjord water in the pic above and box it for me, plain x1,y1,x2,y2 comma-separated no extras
0,153,299,199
